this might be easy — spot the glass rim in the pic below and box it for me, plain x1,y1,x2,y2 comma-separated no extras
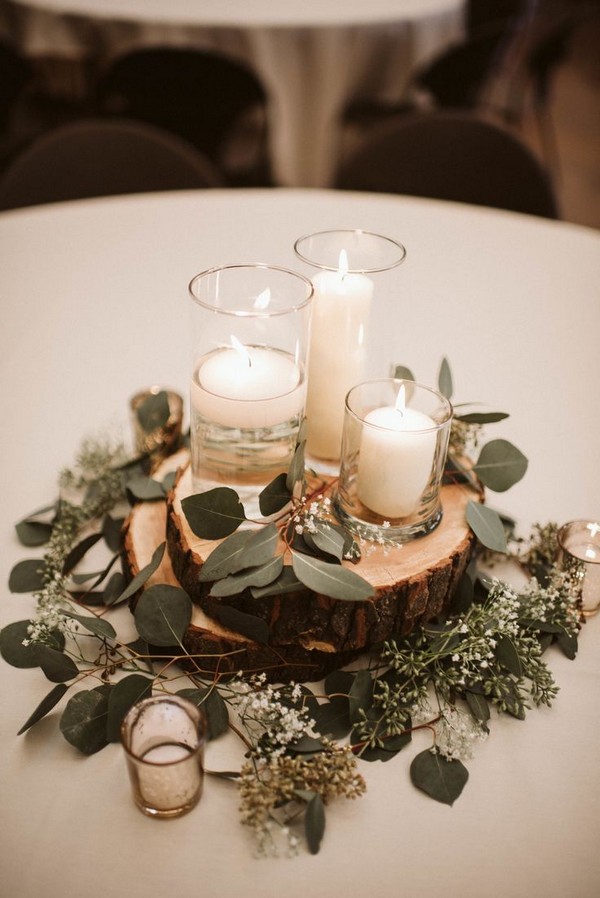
188,263,314,317
120,695,206,765
345,378,453,432
558,520,600,562
293,229,407,273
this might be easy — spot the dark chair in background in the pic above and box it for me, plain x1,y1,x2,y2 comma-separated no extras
0,117,224,211
336,110,558,218
97,47,271,185
0,41,32,133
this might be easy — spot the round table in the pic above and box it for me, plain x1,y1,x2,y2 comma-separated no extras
1,188,599,898
2,0,466,186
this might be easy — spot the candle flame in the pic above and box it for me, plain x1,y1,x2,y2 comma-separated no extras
230,334,251,367
395,384,406,417
338,249,349,279
254,287,271,310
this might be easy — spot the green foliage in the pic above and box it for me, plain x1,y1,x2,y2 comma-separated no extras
304,792,326,854
106,674,153,742
17,684,69,735
177,687,229,740
8,559,45,593
182,488,246,539
473,439,528,492
410,750,468,805
466,501,508,552
291,552,374,601
133,584,192,646
259,473,292,516
60,687,111,754
438,357,453,400
210,605,270,644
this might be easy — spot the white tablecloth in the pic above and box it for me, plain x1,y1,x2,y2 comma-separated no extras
2,0,465,186
1,189,599,898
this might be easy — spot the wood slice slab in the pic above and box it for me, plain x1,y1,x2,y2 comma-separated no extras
122,451,359,683
165,453,481,654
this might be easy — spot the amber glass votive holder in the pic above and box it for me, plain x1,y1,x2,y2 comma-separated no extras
121,695,207,818
557,520,600,616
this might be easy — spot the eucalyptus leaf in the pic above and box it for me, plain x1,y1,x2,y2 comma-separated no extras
211,605,270,645
60,687,110,754
62,611,116,641
410,749,468,805
134,584,192,646
286,442,305,493
198,530,253,582
305,523,346,563
473,439,528,492
393,364,415,381
102,571,127,605
288,735,327,754
311,700,351,740
182,488,246,539
177,687,229,740
455,411,509,424
162,471,177,494
495,635,523,677
238,523,279,568
8,559,45,593
350,729,412,762
209,556,284,597
556,630,578,660
102,514,125,553
0,620,43,668
15,519,53,547
111,542,165,605
250,567,304,599
106,674,153,742
465,690,491,726
438,357,453,400
447,572,474,616
62,532,103,575
466,502,507,553
258,473,291,517
348,669,374,724
33,645,79,683
136,389,170,432
291,552,374,601
304,792,326,855
126,476,167,502
17,683,69,735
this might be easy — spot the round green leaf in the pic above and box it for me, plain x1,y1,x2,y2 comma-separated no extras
473,439,528,492
410,749,469,805
198,530,253,582
182,488,246,539
393,364,415,381
106,674,153,742
0,620,41,668
15,520,53,547
134,584,192,646
8,559,45,593
33,645,79,682
60,688,110,755
63,611,116,641
177,687,229,740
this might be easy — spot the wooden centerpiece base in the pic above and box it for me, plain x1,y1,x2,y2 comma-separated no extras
123,450,481,682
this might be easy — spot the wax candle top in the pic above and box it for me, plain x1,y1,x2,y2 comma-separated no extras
364,385,436,433
199,339,300,401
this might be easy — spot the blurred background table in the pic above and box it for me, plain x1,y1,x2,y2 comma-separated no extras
1,187,599,898
1,0,466,185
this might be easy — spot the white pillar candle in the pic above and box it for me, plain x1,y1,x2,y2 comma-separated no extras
306,251,374,459
191,340,305,429
357,393,437,519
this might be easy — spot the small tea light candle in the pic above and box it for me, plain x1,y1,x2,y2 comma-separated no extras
357,385,437,519
306,250,374,459
558,520,600,615
191,337,305,429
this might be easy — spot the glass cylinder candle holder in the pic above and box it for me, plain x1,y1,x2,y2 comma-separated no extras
334,379,452,542
557,520,600,616
293,229,406,464
188,264,313,494
130,387,184,460
121,695,207,819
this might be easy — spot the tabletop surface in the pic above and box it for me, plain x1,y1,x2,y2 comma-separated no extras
8,0,465,28
1,188,599,898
